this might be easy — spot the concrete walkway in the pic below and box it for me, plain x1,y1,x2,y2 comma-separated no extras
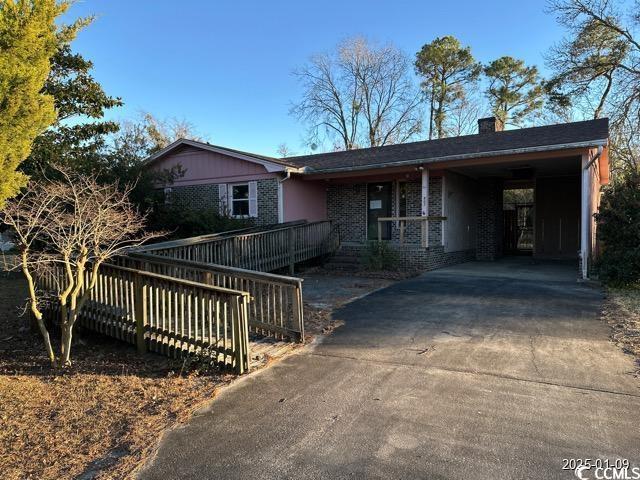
139,258,640,480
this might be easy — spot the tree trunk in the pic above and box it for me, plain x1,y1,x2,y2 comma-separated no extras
60,323,73,367
21,250,56,366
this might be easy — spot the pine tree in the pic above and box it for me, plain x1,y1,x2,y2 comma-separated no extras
415,36,481,139
483,56,545,127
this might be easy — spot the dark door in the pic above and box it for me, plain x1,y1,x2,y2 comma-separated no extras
503,204,534,254
367,183,392,240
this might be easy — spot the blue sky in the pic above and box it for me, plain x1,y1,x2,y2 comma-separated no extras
63,0,564,156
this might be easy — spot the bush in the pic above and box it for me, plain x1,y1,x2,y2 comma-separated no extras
148,206,253,240
363,240,398,270
595,174,640,285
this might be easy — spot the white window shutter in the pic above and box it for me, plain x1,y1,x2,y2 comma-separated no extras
248,181,258,218
218,184,228,215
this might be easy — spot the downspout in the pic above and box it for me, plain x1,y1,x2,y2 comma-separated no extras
583,145,603,171
277,170,292,223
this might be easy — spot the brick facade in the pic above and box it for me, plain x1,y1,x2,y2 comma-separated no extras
339,244,476,271
475,178,504,261
327,175,475,271
167,177,279,226
170,183,220,212
327,183,368,243
256,178,279,226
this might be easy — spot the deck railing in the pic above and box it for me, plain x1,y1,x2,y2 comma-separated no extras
119,252,305,342
37,262,251,373
139,220,339,274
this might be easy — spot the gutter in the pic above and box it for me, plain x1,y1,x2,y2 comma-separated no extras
299,139,609,175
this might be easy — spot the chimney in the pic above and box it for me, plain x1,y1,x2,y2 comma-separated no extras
478,117,504,134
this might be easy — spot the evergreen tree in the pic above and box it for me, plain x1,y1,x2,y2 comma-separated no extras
415,36,481,139
23,41,122,178
483,56,545,127
0,0,68,207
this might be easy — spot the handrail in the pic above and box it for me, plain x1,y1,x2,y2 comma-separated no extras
377,216,447,222
103,262,251,297
377,215,447,246
127,252,304,286
137,220,309,252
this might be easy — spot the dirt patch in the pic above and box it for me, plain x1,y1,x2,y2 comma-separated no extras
602,286,640,375
0,272,231,480
301,272,397,342
303,304,344,340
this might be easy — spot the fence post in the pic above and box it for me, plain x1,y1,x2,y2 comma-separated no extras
231,296,249,374
288,227,295,275
293,280,304,343
133,271,147,354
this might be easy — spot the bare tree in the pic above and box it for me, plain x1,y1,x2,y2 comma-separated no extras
276,143,295,158
1,169,163,367
139,112,205,153
546,0,640,122
546,0,640,177
291,37,423,150
446,96,485,137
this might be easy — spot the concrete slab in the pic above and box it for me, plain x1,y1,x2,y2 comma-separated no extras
139,258,640,480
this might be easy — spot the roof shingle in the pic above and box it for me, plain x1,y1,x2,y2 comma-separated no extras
286,118,609,173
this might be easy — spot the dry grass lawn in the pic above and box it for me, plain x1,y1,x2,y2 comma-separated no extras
0,269,346,479
602,285,640,375
0,271,233,479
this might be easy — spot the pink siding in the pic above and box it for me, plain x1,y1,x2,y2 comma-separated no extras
283,178,327,222
151,145,278,186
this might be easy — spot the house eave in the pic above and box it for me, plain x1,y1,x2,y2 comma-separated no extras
144,138,298,173
299,139,609,175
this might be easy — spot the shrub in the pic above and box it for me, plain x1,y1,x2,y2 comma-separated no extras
595,174,640,285
148,206,253,240
363,240,398,270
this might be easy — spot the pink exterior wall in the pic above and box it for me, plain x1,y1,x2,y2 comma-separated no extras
283,178,327,222
151,145,279,186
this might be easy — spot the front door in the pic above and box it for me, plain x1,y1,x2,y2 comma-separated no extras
367,182,392,240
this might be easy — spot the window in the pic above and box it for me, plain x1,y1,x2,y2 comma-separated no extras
230,184,250,217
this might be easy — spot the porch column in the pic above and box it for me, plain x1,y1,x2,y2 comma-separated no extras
441,174,446,247
421,168,429,247
580,153,591,279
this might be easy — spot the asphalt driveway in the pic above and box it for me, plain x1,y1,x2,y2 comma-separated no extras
139,258,640,480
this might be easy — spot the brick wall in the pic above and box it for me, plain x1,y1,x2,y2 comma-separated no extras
256,178,279,226
428,177,443,246
170,184,220,211
476,178,504,260
339,244,476,271
168,178,279,226
327,183,368,243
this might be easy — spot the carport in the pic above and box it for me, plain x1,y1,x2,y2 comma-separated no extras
445,144,609,279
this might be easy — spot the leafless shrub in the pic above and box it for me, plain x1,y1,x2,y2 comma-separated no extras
1,168,164,367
